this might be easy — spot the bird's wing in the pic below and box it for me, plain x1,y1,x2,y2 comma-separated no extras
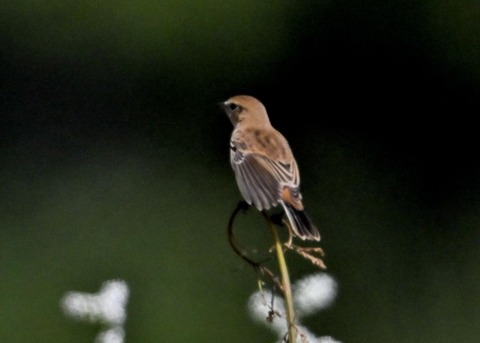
230,140,299,210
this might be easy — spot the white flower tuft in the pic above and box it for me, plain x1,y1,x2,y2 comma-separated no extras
95,327,125,343
248,290,286,334
248,273,340,343
61,280,129,325
294,273,337,316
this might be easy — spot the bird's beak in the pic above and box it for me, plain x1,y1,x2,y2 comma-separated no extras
218,101,228,112
218,101,236,125
218,101,232,119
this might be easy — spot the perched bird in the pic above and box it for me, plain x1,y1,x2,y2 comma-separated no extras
220,95,320,241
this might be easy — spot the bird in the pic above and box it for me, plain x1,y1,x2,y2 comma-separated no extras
220,95,320,241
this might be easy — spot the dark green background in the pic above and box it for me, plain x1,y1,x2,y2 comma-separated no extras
1,1,479,342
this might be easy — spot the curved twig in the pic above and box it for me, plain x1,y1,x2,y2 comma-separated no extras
227,201,261,268
227,201,283,291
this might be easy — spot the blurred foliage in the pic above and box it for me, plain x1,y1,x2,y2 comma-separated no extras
1,1,480,342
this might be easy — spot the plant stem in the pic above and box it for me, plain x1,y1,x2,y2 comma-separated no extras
263,213,297,343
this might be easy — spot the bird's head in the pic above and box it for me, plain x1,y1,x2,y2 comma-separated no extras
219,95,270,127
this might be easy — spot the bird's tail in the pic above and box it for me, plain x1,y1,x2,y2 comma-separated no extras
281,202,321,241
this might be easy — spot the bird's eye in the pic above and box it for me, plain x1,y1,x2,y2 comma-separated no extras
229,103,240,111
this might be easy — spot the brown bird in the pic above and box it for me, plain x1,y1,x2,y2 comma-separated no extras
220,95,320,241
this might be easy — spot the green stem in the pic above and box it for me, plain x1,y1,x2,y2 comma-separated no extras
263,213,297,343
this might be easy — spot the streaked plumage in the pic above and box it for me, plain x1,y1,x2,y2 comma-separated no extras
220,95,320,241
